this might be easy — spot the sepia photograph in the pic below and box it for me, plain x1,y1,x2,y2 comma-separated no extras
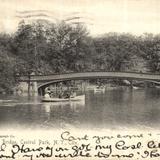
0,0,160,159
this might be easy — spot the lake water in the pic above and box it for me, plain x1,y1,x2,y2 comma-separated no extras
0,88,160,130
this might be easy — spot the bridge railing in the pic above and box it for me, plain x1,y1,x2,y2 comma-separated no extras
18,70,160,77
18,71,160,82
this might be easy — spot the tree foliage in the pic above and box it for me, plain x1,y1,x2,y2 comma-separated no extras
0,34,16,92
138,33,160,72
93,33,140,71
0,20,160,92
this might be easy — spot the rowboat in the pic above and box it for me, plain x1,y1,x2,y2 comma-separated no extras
41,95,85,102
94,87,105,93
132,86,140,90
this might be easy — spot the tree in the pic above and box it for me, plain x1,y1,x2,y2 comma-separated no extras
93,33,139,71
45,22,94,72
0,34,16,92
138,33,160,72
12,20,51,75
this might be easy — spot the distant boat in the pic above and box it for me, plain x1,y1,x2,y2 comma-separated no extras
86,85,97,90
132,86,140,90
94,86,105,93
41,95,85,102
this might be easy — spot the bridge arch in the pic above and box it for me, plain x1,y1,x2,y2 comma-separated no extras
37,80,71,94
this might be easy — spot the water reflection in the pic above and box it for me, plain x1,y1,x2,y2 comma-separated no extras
0,88,160,130
39,101,85,129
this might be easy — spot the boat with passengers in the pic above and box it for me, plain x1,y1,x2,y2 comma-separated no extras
42,89,85,102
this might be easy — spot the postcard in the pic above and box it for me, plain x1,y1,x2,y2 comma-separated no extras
0,0,160,159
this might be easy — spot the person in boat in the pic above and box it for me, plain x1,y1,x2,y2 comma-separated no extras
44,92,51,98
50,91,54,98
44,87,52,98
65,92,70,99
59,91,63,98
62,90,70,99
70,90,76,98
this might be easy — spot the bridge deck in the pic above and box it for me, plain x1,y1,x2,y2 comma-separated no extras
19,72,160,82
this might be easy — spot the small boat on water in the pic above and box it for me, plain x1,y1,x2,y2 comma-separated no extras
94,86,105,93
41,95,85,102
132,86,140,90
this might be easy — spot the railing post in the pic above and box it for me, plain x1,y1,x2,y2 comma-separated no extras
144,81,148,89
28,73,31,97
56,83,57,95
39,88,41,96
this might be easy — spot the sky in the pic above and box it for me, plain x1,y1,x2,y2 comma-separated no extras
0,0,160,36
